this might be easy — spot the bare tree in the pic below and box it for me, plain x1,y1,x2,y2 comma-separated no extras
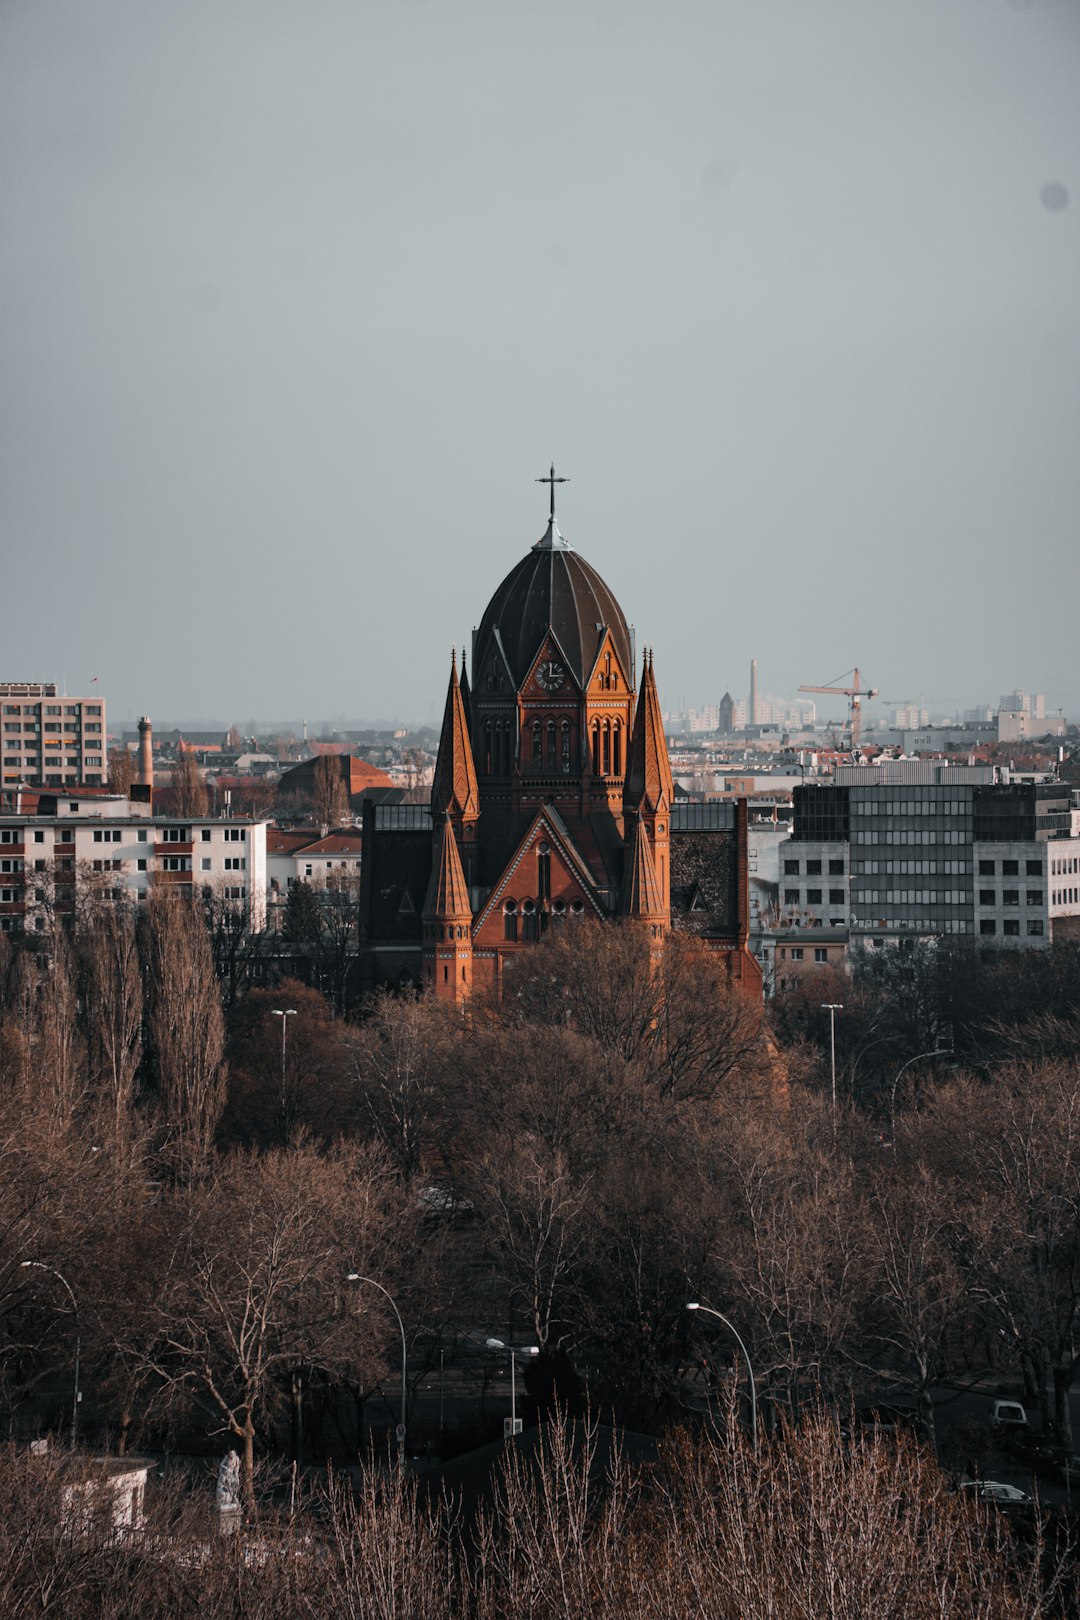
170,750,209,817
313,754,350,827
144,890,226,1182
80,903,143,1148
135,1141,407,1505
107,744,135,795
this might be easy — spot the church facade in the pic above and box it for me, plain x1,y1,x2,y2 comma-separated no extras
359,479,762,1003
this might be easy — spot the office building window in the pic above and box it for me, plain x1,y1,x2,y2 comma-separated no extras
1028,919,1044,936
806,860,822,875
1003,919,1020,937
978,860,994,876
980,919,996,935
814,948,828,963
1026,860,1043,876
806,889,822,904
1002,860,1019,876
790,948,803,960
828,859,844,875
979,890,995,906
784,888,799,905
1026,890,1043,906
783,860,799,875
1002,889,1019,906
829,889,844,905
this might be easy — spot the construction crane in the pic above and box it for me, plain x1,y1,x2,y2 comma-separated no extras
798,668,879,751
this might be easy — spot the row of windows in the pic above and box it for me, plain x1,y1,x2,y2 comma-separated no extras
979,858,1042,876
778,946,832,964
2,703,100,716
1054,887,1080,906
1050,855,1080,876
980,918,1043,937
852,918,975,934
851,797,970,816
784,888,846,906
858,890,970,907
854,859,971,876
783,858,845,876
977,889,1042,907
854,830,970,846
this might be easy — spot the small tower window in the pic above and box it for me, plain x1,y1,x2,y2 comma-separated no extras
561,719,571,773
504,898,518,942
537,843,551,901
521,897,538,941
613,722,622,777
532,720,542,771
547,720,556,771
602,722,611,776
591,721,601,775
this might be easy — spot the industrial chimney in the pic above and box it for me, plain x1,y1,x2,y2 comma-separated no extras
137,716,154,789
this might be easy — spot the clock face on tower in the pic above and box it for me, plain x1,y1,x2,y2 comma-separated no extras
536,660,566,691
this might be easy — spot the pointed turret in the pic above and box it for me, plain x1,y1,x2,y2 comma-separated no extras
431,652,479,823
623,651,674,818
458,648,472,734
622,651,673,927
618,817,665,926
422,820,473,1003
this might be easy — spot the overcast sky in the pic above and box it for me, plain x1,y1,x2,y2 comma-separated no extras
2,0,1078,729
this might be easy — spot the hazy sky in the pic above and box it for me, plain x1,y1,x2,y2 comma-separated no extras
3,0,1078,729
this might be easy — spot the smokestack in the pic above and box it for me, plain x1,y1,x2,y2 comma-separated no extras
750,659,758,727
137,716,153,790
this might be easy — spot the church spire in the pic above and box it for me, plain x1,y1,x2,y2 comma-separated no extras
623,649,674,819
431,651,480,824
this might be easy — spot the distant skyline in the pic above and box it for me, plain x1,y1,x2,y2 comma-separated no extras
3,0,1079,723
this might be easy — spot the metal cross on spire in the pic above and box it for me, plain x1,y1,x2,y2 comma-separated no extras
536,463,568,522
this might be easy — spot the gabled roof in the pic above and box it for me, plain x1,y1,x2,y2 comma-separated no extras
473,804,607,933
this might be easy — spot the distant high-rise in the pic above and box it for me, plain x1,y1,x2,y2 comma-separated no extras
718,692,734,734
749,659,759,727
0,681,106,788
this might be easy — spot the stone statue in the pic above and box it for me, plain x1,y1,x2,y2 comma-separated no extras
215,1450,241,1519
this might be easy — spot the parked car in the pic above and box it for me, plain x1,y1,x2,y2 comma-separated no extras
961,1479,1030,1505
991,1399,1028,1432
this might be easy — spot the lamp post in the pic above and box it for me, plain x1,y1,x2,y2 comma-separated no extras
821,1003,843,1117
486,1338,539,1438
889,1048,950,1135
271,1008,297,1145
347,1273,407,1474
687,1301,757,1453
21,1261,80,1450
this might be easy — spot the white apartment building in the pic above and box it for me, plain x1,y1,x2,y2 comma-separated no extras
0,810,268,933
0,682,106,788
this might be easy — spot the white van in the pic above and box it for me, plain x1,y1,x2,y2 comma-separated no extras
991,1399,1028,1431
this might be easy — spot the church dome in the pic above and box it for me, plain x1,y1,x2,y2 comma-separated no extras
473,517,634,693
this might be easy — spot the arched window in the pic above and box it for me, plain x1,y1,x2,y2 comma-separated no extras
547,720,556,771
537,842,550,901
522,897,538,941
591,720,601,775
483,722,493,775
613,723,622,777
532,720,542,771
602,722,611,776
561,719,571,774
503,898,518,942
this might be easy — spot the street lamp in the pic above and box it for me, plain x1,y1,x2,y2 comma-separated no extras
346,1273,407,1474
687,1302,757,1453
21,1261,80,1450
486,1338,539,1439
271,1008,297,1145
889,1048,950,1135
821,1003,843,1117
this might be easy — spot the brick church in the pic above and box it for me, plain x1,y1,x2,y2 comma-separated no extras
359,473,762,1002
